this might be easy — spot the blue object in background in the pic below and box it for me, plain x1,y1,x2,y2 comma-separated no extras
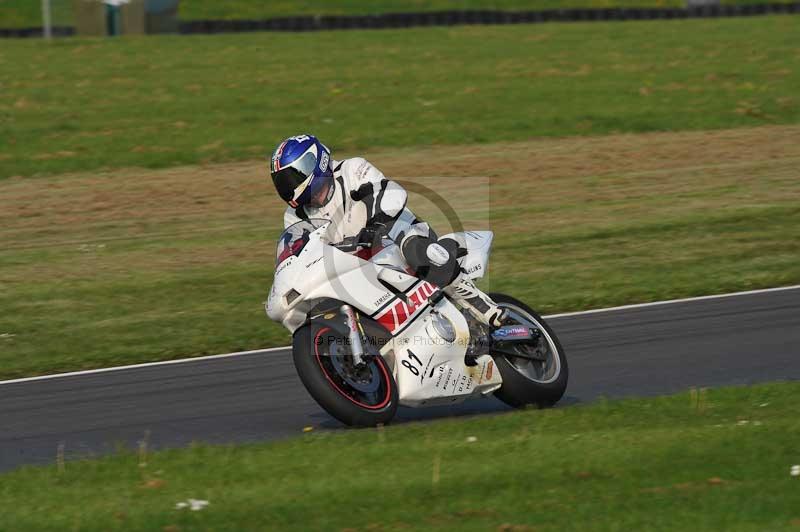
105,3,121,36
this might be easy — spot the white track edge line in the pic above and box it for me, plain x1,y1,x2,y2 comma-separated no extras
0,346,291,386
544,284,800,318
2,284,798,386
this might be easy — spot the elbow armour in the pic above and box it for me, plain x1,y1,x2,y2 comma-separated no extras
377,180,407,219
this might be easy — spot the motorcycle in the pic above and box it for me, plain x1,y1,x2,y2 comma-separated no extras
266,219,568,427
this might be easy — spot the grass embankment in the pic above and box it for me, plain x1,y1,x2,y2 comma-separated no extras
1,0,796,28
1,125,798,379
2,382,799,530
2,16,799,177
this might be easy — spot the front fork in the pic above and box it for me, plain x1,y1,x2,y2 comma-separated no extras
340,304,366,366
306,304,370,366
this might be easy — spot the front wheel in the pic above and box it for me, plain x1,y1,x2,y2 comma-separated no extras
489,293,568,408
292,324,398,427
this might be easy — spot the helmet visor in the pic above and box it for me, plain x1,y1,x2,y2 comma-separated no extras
272,167,307,203
290,151,318,178
271,151,318,203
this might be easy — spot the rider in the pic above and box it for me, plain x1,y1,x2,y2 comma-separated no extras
269,134,505,328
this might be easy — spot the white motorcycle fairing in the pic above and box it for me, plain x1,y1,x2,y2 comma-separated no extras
266,220,502,407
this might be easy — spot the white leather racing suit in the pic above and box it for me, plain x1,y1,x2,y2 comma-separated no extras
283,157,412,244
283,157,504,326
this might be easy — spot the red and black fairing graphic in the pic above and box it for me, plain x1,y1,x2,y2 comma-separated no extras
276,235,307,265
371,280,438,335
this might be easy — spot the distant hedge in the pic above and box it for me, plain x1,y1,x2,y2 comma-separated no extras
3,2,799,37
179,4,800,34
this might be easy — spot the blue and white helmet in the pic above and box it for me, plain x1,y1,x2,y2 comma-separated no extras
270,134,333,208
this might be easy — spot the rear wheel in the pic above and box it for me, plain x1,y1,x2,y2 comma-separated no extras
489,293,568,408
292,324,398,427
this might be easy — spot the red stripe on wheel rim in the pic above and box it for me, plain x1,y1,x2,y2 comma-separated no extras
313,327,392,410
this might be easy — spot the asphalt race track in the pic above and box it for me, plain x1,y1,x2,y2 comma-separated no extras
1,287,798,473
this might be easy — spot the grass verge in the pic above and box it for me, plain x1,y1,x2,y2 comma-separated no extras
0,125,798,379
2,16,799,177
2,381,799,530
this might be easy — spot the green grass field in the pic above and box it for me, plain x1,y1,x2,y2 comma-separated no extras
2,12,799,530
2,382,799,530
1,125,798,379
1,16,799,379
2,17,799,178
0,0,795,28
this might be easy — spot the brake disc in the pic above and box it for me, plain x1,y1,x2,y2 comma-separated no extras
329,344,381,393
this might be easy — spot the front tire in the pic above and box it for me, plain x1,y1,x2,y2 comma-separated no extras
292,324,398,427
489,293,568,408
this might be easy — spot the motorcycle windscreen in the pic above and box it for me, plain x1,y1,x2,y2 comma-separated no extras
275,219,331,267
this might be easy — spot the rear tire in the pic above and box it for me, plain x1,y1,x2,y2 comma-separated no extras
292,324,398,427
489,293,568,408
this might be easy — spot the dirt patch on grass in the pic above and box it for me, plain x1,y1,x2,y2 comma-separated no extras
373,124,800,180
1,124,798,273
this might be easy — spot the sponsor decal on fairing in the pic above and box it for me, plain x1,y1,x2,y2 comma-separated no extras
374,281,438,334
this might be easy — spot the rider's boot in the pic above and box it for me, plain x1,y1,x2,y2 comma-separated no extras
446,278,504,367
445,277,505,328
